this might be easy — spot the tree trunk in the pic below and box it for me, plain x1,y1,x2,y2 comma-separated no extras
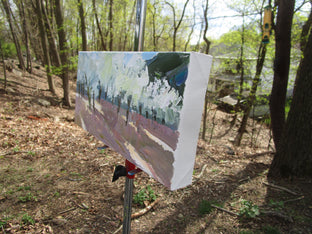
1,0,26,71
17,0,32,73
201,0,210,140
54,0,71,107
166,0,189,52
234,43,267,146
92,0,107,51
35,0,55,94
269,0,295,150
41,0,62,68
268,25,312,178
108,0,113,51
0,39,7,90
77,0,87,51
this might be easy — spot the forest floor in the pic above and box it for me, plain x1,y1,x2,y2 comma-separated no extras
0,62,311,234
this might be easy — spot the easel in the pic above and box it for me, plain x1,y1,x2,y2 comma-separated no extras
112,1,147,233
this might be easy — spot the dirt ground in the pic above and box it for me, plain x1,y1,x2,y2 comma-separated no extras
0,63,311,234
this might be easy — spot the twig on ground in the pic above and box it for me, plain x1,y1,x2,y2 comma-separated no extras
57,207,76,215
113,225,122,234
284,196,304,203
131,198,160,219
194,164,207,179
211,205,239,216
245,151,275,158
263,182,299,196
261,210,293,222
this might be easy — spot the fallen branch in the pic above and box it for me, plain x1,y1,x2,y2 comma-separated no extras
57,207,76,215
263,182,299,196
211,205,239,216
113,225,122,234
194,164,207,179
131,198,160,219
245,151,275,158
261,210,293,222
284,196,304,203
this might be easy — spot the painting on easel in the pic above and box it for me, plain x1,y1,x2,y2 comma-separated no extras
75,51,212,190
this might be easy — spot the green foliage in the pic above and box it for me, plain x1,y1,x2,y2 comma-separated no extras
133,185,156,206
13,146,19,152
27,151,36,156
18,192,37,203
21,213,35,225
0,40,16,58
0,220,6,229
239,199,260,218
198,200,214,215
268,199,284,211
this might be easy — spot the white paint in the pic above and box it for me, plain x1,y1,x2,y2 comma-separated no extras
171,52,213,190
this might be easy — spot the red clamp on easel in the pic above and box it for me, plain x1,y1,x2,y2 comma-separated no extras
126,160,142,179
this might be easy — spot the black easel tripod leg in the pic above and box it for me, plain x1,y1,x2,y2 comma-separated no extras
123,177,133,234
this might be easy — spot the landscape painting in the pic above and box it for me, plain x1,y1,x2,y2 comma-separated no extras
75,51,212,190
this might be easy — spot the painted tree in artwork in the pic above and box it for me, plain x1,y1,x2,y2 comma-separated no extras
268,23,312,178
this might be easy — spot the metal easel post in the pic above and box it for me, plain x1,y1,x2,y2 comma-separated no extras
122,1,146,233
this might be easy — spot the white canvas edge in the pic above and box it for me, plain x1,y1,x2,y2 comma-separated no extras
171,52,213,190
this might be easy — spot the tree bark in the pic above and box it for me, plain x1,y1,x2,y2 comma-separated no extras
201,0,210,140
269,0,295,150
0,39,7,90
108,0,113,51
54,0,71,107
166,0,190,51
299,1,312,52
234,43,267,146
77,0,87,51
41,0,62,68
17,0,32,73
1,0,26,71
35,0,55,94
92,0,107,51
268,25,312,178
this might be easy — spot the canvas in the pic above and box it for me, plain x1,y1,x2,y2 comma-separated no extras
75,51,212,190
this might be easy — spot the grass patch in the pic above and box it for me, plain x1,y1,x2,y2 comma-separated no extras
21,213,35,225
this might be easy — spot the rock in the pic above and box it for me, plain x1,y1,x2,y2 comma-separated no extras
12,69,22,77
37,98,51,107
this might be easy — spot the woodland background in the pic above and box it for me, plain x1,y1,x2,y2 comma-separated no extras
1,0,312,233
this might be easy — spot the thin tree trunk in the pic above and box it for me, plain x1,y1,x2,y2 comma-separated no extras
54,0,71,107
77,0,87,51
232,13,245,126
0,39,7,90
35,0,55,94
1,0,26,71
92,0,107,51
203,0,210,54
108,0,113,51
234,43,267,146
269,0,295,150
201,0,210,140
41,0,62,68
166,0,190,51
17,0,32,73
123,0,136,51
